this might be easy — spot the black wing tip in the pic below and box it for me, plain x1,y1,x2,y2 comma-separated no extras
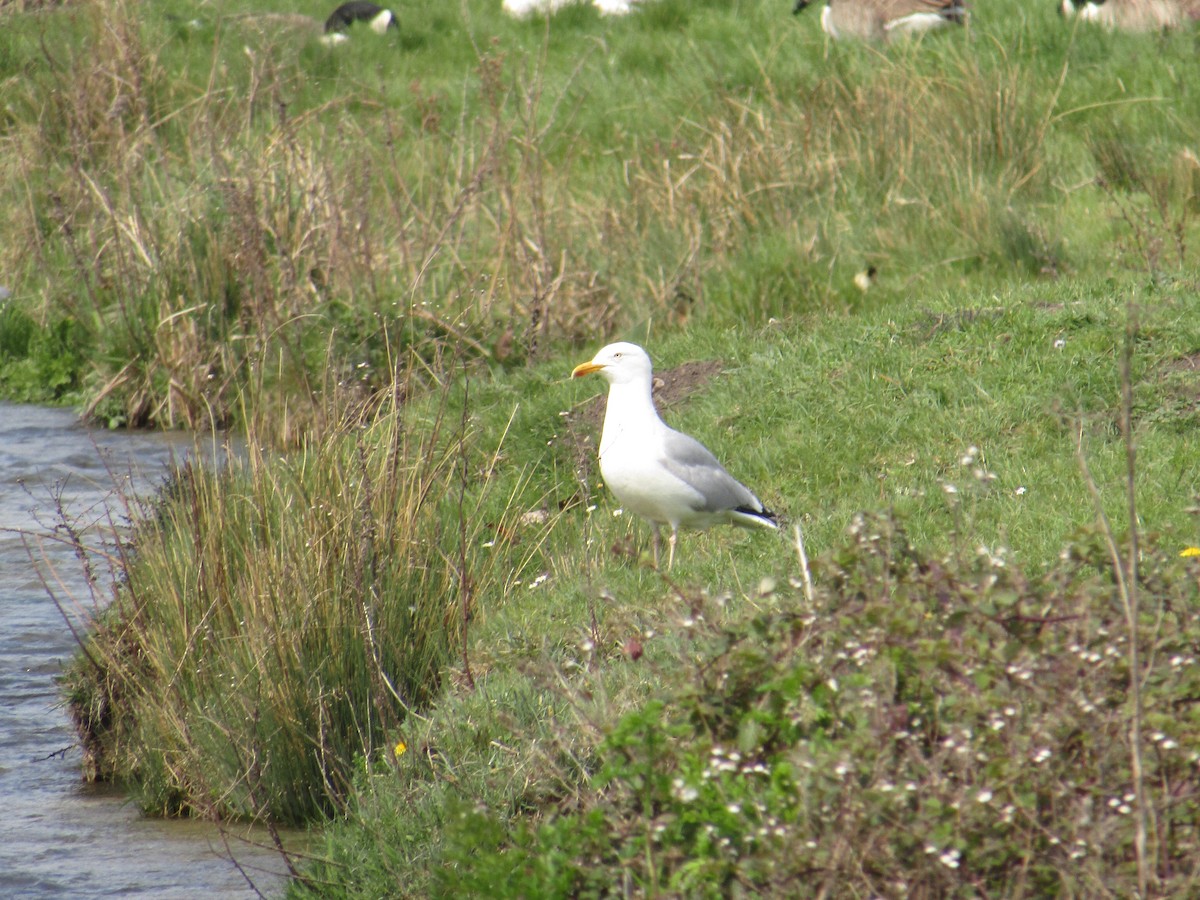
941,0,969,23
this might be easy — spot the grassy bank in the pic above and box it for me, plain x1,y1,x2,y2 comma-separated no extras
16,0,1200,895
62,277,1200,893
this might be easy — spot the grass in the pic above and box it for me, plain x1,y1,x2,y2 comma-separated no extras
277,285,1200,894
60,350,538,824
279,278,1200,892
3,0,1200,431
6,0,1198,894
57,276,1200,892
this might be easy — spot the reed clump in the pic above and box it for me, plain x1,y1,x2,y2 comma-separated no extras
61,356,528,824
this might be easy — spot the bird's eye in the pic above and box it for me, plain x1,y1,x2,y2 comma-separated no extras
614,352,622,358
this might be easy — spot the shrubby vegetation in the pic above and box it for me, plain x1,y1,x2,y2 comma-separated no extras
6,0,1199,895
425,520,1200,897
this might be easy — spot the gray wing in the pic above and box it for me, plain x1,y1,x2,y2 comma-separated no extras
660,428,764,514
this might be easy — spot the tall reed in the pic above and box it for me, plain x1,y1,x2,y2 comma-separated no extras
61,351,526,824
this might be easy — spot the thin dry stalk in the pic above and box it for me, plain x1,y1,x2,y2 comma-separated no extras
456,363,476,691
792,523,815,606
1117,308,1153,896
1074,305,1155,896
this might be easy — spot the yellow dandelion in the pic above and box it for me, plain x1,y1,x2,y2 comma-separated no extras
394,740,408,757
1181,547,1200,558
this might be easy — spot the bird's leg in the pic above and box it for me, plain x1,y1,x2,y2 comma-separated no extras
667,527,678,571
650,523,662,569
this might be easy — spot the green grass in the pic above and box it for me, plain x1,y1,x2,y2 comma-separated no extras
278,283,1200,897
62,274,1200,890
2,0,1200,429
14,0,1200,894
279,277,1200,894
423,530,1200,897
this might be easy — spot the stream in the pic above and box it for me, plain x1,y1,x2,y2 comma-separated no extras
0,403,293,898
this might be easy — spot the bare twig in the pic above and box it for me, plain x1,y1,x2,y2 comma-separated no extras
1074,303,1155,896
793,523,815,606
456,361,476,691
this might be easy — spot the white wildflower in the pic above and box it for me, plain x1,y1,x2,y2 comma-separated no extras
671,778,698,803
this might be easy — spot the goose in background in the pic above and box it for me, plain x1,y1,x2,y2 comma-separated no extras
1059,0,1200,30
502,0,643,16
793,0,967,41
324,2,398,35
165,4,399,46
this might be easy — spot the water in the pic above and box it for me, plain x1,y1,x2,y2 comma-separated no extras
0,404,294,899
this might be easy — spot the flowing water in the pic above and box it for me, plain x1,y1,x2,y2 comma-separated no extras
0,404,294,898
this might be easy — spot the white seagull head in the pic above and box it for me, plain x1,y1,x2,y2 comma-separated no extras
571,342,653,387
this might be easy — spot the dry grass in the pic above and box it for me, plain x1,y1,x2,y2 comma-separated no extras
8,1,1175,437
58,348,543,825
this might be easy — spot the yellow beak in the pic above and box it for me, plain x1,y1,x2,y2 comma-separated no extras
571,361,605,378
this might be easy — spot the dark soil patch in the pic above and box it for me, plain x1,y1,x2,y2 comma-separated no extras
1162,351,1200,374
1139,351,1200,428
910,307,1009,341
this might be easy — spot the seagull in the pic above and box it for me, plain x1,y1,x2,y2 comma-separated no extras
793,0,967,41
571,342,778,569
